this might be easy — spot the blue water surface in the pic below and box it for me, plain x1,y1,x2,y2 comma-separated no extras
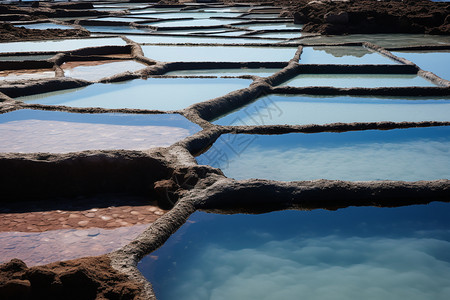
139,202,450,300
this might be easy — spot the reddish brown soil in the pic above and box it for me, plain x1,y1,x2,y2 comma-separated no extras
0,256,143,300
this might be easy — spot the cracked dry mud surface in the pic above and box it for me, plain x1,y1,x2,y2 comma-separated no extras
1,1,450,299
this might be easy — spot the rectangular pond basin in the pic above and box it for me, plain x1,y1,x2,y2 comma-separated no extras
196,127,450,181
0,109,201,153
300,46,398,65
391,51,450,80
144,18,235,27
166,68,281,77
300,34,450,48
0,37,126,53
142,45,298,62
82,25,152,34
234,23,303,30
131,12,243,19
139,202,450,300
17,78,252,111
212,95,450,126
61,60,147,81
0,55,55,61
127,35,279,44
0,224,148,267
18,23,76,30
0,69,55,81
279,74,436,88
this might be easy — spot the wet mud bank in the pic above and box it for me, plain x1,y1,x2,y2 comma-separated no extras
0,256,144,300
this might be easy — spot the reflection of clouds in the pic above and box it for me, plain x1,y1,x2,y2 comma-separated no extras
222,140,450,181
223,100,450,126
160,235,450,300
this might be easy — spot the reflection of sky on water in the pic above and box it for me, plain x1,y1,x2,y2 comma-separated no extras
212,95,450,126
0,224,148,267
196,127,450,181
0,109,200,153
279,73,435,88
142,45,298,62
300,46,398,64
62,60,146,81
17,78,252,110
139,202,450,300
0,38,126,53
391,51,450,80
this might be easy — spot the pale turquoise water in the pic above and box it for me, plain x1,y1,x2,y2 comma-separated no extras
17,78,252,111
212,95,450,126
139,202,450,300
0,109,201,153
300,46,398,64
0,38,126,53
391,51,450,80
142,45,298,62
166,68,281,77
92,17,149,22
128,35,278,44
279,74,435,88
196,127,450,181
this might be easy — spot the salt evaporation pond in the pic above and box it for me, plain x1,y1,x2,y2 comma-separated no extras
82,26,150,34
166,68,281,77
0,37,126,53
300,46,398,64
391,51,450,80
278,73,435,88
0,69,55,81
144,18,235,27
0,109,201,153
142,45,298,62
129,35,279,44
212,95,450,126
196,127,450,181
139,202,450,300
61,60,147,81
19,23,75,30
17,78,252,110
0,54,54,61
0,224,148,267
300,34,450,48
235,23,303,30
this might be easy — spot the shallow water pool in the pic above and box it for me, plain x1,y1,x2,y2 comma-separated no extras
279,73,435,88
17,78,252,110
0,224,148,267
300,46,398,65
19,23,75,30
61,60,147,81
0,37,126,53
0,109,201,153
391,51,450,80
166,68,281,77
142,45,298,62
196,127,450,181
129,35,278,44
212,95,450,126
139,202,450,300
